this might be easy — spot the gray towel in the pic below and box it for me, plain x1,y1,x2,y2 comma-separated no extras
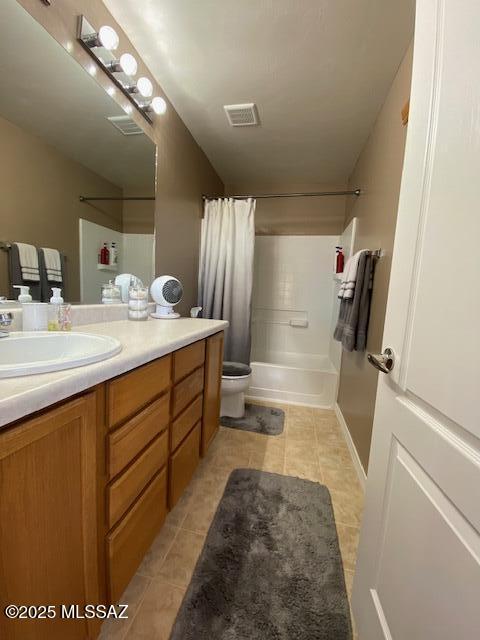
38,249,66,301
334,251,374,352
356,253,374,351
8,243,42,301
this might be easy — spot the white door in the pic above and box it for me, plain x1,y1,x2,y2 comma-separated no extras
352,1,480,638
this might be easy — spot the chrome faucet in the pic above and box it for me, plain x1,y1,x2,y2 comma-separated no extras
0,312,13,337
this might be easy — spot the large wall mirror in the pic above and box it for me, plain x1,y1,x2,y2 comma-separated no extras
0,0,156,304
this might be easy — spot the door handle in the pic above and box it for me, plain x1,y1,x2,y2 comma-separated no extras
367,348,395,374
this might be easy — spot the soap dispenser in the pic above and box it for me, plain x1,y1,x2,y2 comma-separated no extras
48,287,71,331
13,285,32,303
16,286,49,331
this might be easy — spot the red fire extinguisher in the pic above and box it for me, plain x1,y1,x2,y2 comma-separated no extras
335,247,345,273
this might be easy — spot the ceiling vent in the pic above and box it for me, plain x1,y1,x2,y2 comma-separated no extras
224,103,259,127
107,115,144,136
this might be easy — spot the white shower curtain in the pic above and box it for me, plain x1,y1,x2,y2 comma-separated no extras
198,198,255,364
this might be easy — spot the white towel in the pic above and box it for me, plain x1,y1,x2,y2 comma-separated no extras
42,248,63,283
338,250,362,300
15,242,40,282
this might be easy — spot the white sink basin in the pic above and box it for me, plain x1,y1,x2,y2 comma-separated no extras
0,332,122,378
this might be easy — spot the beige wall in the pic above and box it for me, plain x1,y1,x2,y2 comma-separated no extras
226,182,348,235
0,114,122,301
337,43,413,471
122,189,155,235
17,0,223,313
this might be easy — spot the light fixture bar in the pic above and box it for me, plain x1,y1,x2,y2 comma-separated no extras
77,15,154,125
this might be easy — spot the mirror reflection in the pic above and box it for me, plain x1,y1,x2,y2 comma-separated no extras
0,0,156,304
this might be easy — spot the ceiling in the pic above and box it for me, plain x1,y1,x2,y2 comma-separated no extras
103,0,415,185
0,0,155,192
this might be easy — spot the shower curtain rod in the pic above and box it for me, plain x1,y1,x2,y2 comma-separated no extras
79,196,155,202
202,188,361,201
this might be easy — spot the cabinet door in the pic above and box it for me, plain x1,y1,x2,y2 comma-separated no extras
202,332,224,456
0,394,99,640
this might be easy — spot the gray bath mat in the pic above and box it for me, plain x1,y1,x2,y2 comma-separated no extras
170,469,352,640
221,403,285,435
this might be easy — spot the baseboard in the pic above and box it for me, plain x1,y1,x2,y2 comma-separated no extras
334,403,367,492
245,394,333,410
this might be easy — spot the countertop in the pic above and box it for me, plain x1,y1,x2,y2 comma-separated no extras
0,317,228,429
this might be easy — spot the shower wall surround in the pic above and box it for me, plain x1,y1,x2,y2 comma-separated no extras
252,236,339,361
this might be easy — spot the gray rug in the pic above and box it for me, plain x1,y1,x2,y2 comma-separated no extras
221,403,285,435
170,469,352,640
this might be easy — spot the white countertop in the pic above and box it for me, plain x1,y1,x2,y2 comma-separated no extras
0,317,228,429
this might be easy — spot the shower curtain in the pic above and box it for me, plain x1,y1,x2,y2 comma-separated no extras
198,197,255,364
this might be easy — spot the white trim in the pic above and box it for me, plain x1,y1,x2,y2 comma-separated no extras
246,394,333,410
334,402,367,491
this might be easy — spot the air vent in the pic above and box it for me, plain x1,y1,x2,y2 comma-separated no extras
224,103,259,127
107,115,144,136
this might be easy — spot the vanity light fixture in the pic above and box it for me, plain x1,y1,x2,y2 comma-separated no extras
151,97,167,115
83,25,119,51
106,53,138,76
77,15,166,124
137,77,153,98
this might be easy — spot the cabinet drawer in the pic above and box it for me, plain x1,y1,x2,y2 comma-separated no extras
169,422,201,508
107,355,171,428
108,431,168,528
172,366,204,418
171,394,203,452
108,392,170,479
107,469,167,603
173,340,205,382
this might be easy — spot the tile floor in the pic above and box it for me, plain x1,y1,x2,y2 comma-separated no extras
100,402,364,639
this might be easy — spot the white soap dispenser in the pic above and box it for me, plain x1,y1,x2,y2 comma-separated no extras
13,285,32,303
48,287,64,331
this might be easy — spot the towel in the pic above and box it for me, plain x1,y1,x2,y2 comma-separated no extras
41,247,63,283
334,250,375,352
15,242,40,282
338,250,362,300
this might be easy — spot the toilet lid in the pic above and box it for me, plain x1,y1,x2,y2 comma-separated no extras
222,361,252,377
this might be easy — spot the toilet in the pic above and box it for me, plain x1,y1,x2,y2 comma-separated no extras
220,361,252,418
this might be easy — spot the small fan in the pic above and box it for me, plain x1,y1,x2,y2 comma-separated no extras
150,275,183,319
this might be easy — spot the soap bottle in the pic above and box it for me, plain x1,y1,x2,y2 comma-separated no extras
100,242,110,265
109,242,118,266
48,288,71,331
13,285,32,303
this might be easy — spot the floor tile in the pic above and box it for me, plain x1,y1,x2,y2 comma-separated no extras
336,524,360,572
330,488,363,528
249,449,285,474
156,529,205,588
208,444,251,471
322,466,362,496
165,490,191,528
137,525,179,579
284,458,323,482
316,442,352,470
99,574,151,640
126,579,185,640
285,440,318,464
181,491,221,535
344,569,354,602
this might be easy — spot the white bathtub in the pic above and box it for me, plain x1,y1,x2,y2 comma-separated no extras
247,351,338,408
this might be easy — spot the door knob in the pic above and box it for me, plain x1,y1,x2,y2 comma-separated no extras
367,348,395,374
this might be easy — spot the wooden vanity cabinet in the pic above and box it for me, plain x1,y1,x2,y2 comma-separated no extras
0,331,224,637
0,393,100,640
202,331,224,455
168,343,206,507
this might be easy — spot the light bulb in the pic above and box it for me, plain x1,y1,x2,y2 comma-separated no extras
137,77,153,98
151,96,167,115
98,25,119,51
119,53,137,76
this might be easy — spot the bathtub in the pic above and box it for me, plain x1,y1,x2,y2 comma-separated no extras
247,351,338,408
